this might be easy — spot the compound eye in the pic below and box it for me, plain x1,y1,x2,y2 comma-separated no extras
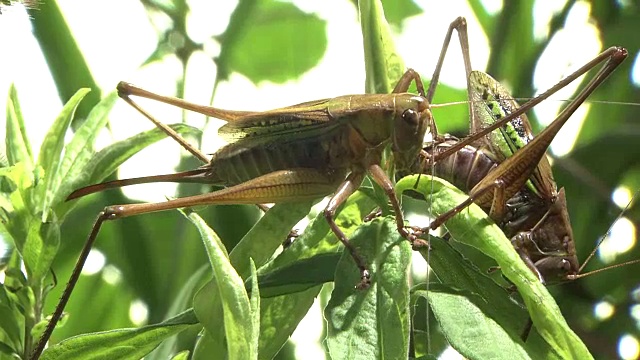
559,259,571,271
402,109,419,125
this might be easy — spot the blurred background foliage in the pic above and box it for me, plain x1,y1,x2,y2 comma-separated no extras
1,0,640,359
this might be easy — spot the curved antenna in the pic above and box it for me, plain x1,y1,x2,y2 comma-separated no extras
570,188,640,278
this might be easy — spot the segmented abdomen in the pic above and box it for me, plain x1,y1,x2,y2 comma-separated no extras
205,125,354,186
420,139,498,193
417,138,548,237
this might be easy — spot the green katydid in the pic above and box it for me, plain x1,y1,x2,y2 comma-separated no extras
399,17,631,284
421,68,639,285
397,18,637,349
413,62,637,342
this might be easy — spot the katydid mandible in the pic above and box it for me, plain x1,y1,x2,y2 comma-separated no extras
30,68,435,359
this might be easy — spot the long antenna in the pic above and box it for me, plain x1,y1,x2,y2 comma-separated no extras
570,188,640,279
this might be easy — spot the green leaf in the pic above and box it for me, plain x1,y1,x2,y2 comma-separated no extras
254,191,375,359
417,236,530,338
40,309,199,360
0,164,29,250
360,0,405,94
324,218,411,360
0,161,58,292
414,285,530,360
37,88,91,209
87,124,201,186
5,84,33,169
248,259,260,357
191,330,218,360
41,92,118,221
170,350,190,360
414,237,554,358
259,191,376,275
22,219,60,285
146,266,208,360
229,202,314,278
184,210,255,360
397,175,593,360
218,0,327,83
0,284,23,353
250,253,340,297
380,0,422,29
3,267,27,296
0,340,19,357
53,124,201,218
187,201,312,358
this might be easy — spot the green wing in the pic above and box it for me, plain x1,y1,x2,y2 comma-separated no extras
218,98,338,142
469,71,555,199
469,71,534,160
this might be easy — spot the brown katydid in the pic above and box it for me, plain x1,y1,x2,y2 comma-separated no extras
30,64,441,358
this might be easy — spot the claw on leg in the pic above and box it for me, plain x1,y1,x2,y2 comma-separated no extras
400,225,430,250
282,229,300,249
363,208,383,222
356,270,372,290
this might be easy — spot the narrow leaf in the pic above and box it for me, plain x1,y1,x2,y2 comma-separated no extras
360,0,405,94
184,210,254,360
229,202,313,278
1,163,34,255
37,88,91,203
53,124,201,217
40,309,199,360
22,219,60,285
249,253,340,297
191,201,313,358
248,259,260,357
0,285,23,353
41,92,118,221
0,340,19,357
5,84,33,169
419,237,530,338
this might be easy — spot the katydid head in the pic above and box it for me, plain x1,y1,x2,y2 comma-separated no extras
526,188,580,284
532,188,640,285
513,228,579,285
392,95,431,173
532,256,576,284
